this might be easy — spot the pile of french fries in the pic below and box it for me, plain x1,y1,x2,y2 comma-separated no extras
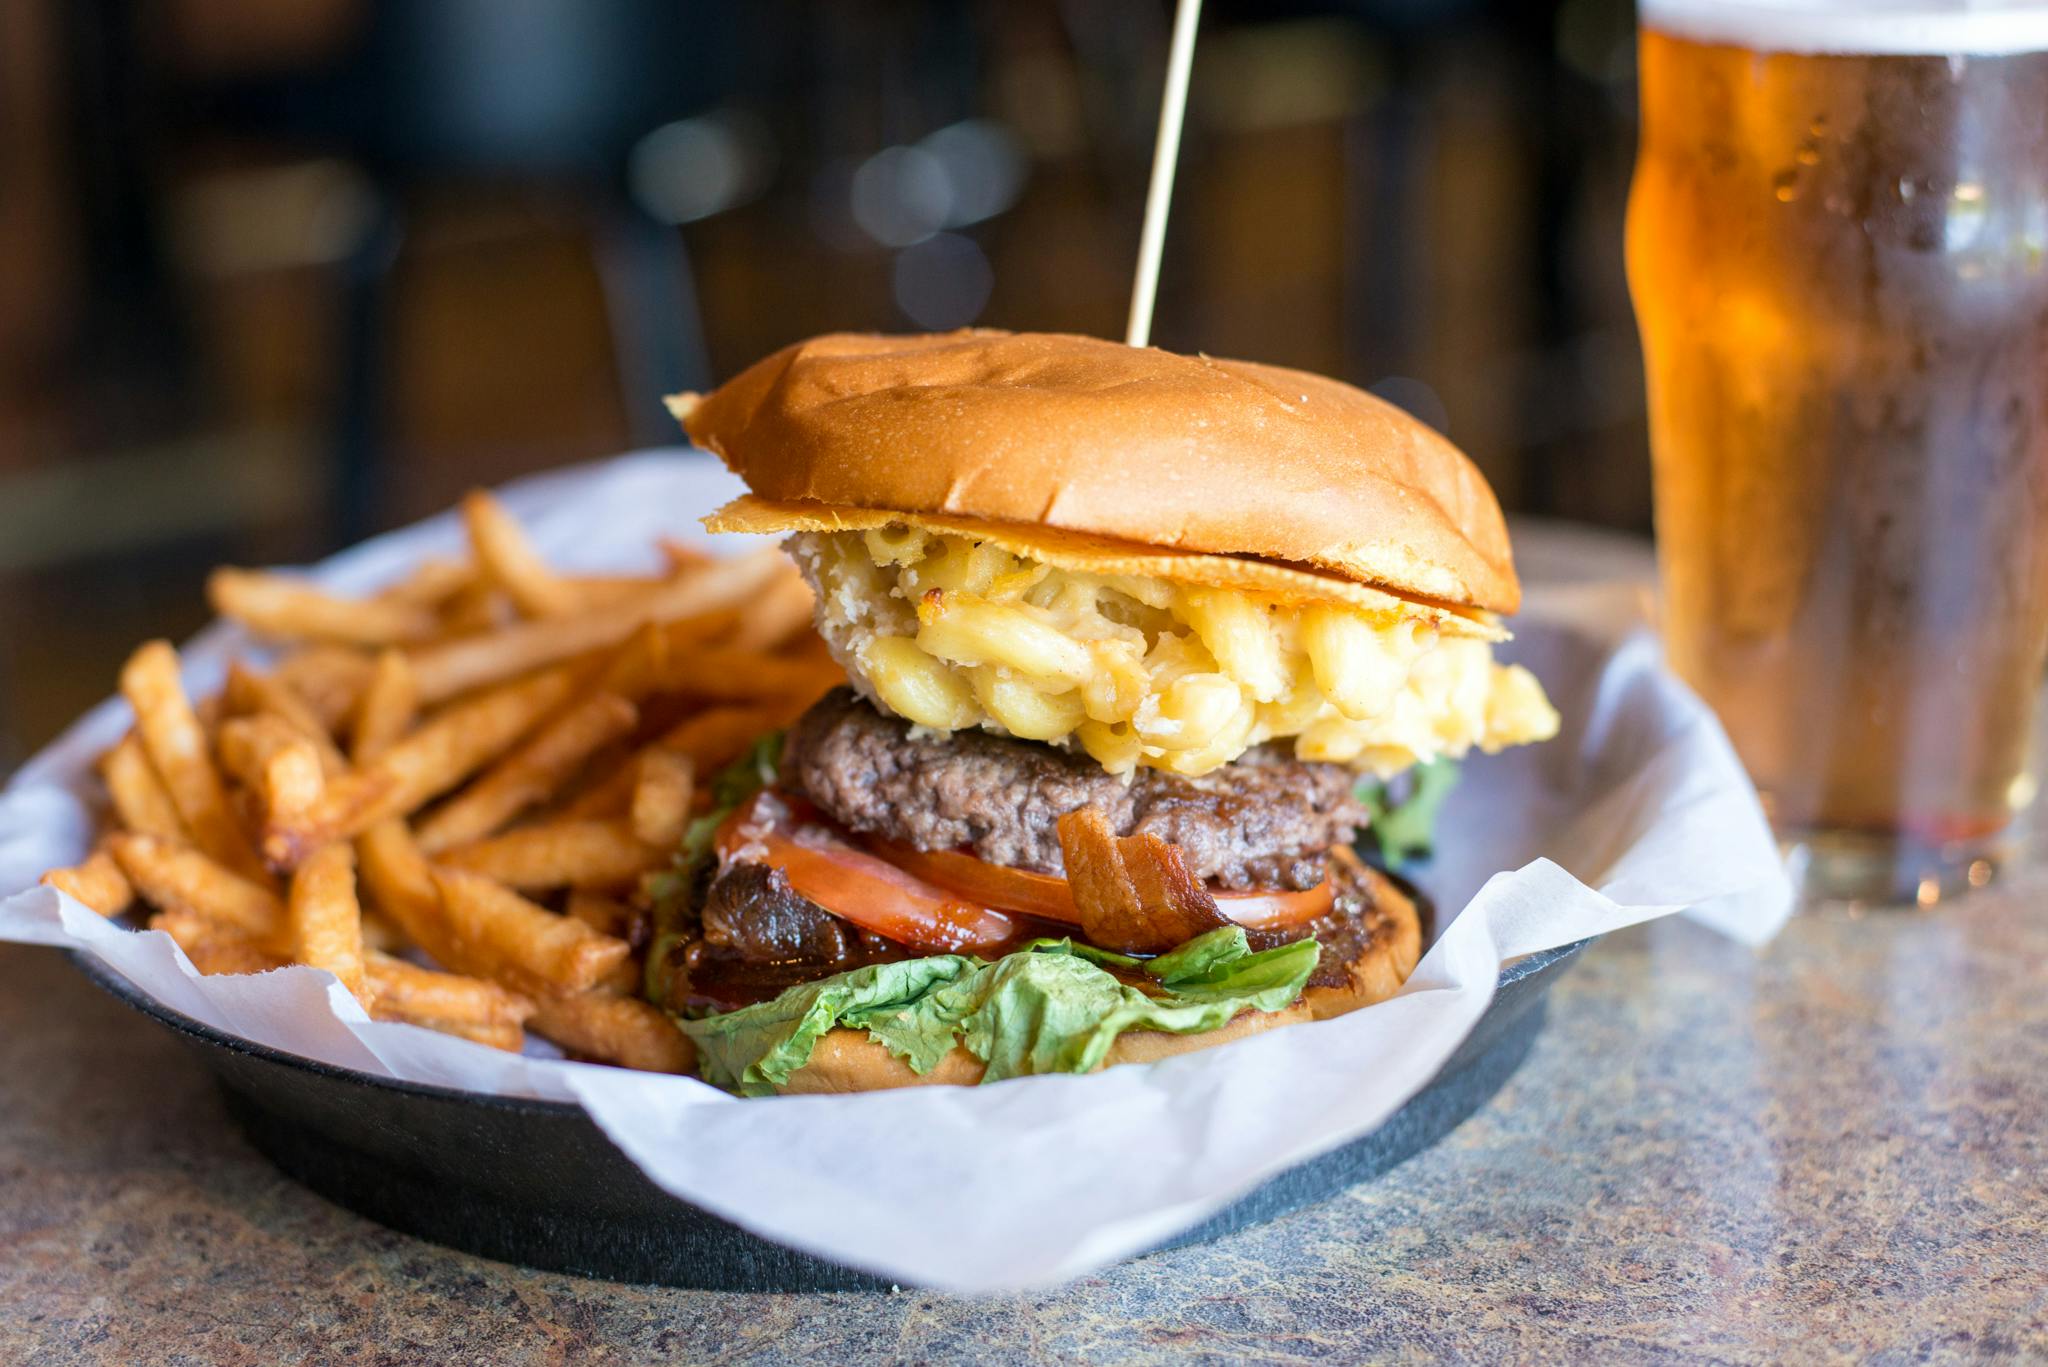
40,490,837,1072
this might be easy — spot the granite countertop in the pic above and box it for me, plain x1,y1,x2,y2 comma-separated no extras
6,526,2044,1364
4,872,2043,1364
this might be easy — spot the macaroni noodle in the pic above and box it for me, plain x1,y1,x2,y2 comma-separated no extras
791,528,1558,777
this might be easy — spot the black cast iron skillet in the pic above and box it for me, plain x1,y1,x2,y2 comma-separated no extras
66,899,1591,1292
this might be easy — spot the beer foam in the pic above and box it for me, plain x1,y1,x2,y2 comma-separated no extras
1641,0,2048,55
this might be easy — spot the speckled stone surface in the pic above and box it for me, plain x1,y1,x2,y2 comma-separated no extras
8,524,2045,1363
4,878,2043,1364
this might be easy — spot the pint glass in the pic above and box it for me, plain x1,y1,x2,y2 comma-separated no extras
1627,2,2048,902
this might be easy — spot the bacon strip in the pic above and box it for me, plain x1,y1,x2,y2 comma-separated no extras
1055,807,1231,955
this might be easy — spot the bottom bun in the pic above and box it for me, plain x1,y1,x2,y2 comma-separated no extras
1302,862,1424,1020
773,859,1424,1095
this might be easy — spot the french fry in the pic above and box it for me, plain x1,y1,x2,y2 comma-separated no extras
351,650,417,764
658,606,742,654
777,629,841,671
267,665,581,866
181,940,289,975
485,621,680,815
359,907,408,954
686,699,800,763
376,557,474,610
595,956,641,996
566,575,667,606
216,712,299,779
240,655,368,750
365,950,534,1029
415,1018,527,1051
47,487,854,1076
567,703,787,817
629,750,695,851
437,578,513,636
653,647,842,703
592,621,670,701
41,845,135,917
149,909,289,975
659,538,714,572
357,823,550,1023
109,832,285,947
121,642,270,885
215,711,297,768
564,888,632,939
288,842,368,1003
463,489,579,618
226,661,353,771
356,820,458,961
209,567,440,646
217,714,326,829
729,568,817,651
99,734,187,839
362,821,616,1010
415,690,638,853
437,819,659,891
531,992,694,1073
430,867,631,995
405,548,788,703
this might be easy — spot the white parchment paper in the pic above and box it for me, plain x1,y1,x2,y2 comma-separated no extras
0,450,1793,1291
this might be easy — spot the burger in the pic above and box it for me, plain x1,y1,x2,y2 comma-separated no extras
649,330,1558,1096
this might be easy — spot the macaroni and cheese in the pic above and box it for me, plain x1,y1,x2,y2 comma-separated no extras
790,526,1559,778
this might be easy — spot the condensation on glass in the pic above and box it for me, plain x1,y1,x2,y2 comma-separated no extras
1628,0,2048,902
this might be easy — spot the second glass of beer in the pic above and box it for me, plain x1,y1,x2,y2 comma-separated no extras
1628,1,2048,904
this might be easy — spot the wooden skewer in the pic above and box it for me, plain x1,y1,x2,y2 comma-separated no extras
1125,0,1205,349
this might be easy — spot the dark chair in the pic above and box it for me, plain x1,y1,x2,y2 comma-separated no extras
183,0,738,539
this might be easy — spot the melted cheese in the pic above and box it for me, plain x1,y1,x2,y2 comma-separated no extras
792,528,1558,777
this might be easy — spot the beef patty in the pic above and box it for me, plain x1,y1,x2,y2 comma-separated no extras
781,688,1369,891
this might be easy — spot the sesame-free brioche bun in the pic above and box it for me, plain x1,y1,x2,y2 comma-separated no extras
771,862,1423,1096
669,329,1520,614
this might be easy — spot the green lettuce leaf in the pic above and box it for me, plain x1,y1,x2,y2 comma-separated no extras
678,931,1321,1094
686,955,974,1096
864,949,1130,1079
1356,757,1460,867
1145,927,1320,1003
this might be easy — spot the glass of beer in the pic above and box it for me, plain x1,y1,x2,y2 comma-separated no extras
1628,1,2048,905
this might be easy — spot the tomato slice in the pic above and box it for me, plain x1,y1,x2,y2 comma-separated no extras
873,840,1334,932
716,792,1019,954
873,843,1081,922
1216,880,1334,931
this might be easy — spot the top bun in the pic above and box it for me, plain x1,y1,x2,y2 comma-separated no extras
673,329,1519,613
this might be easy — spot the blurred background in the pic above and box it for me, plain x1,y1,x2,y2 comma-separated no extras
0,0,1645,767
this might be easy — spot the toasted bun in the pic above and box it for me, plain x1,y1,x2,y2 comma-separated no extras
771,860,1424,1095
672,330,1519,613
1300,863,1425,1020
774,1001,1315,1095
705,496,1503,638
